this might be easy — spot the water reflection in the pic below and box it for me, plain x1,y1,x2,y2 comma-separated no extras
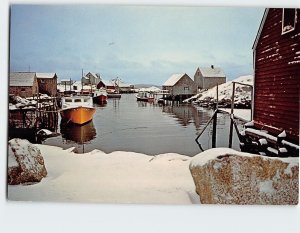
60,120,96,144
162,104,212,129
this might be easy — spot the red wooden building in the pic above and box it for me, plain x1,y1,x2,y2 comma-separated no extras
252,8,299,144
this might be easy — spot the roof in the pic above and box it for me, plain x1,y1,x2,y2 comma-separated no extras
253,9,269,50
115,81,131,88
100,79,114,86
198,67,225,78
36,73,57,79
163,74,185,86
9,72,36,87
86,72,100,79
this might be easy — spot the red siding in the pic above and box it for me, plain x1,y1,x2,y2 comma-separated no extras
254,8,300,143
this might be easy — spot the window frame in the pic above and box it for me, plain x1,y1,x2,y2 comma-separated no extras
282,8,297,35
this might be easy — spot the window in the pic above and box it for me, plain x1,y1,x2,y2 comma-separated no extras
282,8,297,34
74,99,82,103
84,98,89,102
73,86,77,90
21,88,25,92
65,98,72,103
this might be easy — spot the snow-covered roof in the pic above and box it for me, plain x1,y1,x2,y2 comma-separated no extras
86,72,100,79
36,73,57,79
117,81,131,88
198,67,225,78
163,74,185,86
9,72,36,87
101,80,114,86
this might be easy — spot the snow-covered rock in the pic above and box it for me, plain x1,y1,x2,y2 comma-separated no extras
189,148,298,205
8,139,47,185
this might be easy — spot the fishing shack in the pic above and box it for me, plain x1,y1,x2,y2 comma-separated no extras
162,73,197,101
242,8,299,156
36,73,58,96
194,65,226,90
9,72,39,98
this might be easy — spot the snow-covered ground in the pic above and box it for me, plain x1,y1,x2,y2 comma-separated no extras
219,108,251,122
185,75,253,107
8,144,200,204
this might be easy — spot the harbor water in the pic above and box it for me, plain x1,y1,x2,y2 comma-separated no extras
43,94,242,156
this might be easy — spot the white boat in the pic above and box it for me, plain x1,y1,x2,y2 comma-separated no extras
135,91,154,102
60,95,96,125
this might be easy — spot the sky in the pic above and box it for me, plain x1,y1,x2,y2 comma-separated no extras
9,5,264,85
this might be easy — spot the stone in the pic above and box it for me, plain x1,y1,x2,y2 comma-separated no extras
189,148,298,205
8,138,47,185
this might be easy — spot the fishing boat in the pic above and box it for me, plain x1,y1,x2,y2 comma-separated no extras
60,95,96,125
135,91,154,102
92,89,108,104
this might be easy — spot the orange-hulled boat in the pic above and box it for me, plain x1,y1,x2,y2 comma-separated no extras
60,96,96,125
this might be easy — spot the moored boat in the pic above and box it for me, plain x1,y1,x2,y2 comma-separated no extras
136,91,154,102
92,89,108,104
60,95,96,125
107,89,121,98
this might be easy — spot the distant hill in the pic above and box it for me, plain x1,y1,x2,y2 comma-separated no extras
134,84,162,89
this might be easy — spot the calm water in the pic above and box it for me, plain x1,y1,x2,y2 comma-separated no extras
44,94,242,156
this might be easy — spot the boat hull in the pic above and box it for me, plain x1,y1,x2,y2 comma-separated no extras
60,107,96,125
93,95,107,104
107,93,121,98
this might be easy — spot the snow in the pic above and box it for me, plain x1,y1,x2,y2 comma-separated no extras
278,130,286,138
9,72,36,86
37,129,53,136
259,180,275,194
245,128,277,142
190,147,298,169
259,138,268,145
163,73,185,86
190,148,255,168
219,108,251,122
139,86,161,93
8,144,200,204
245,120,254,127
187,75,253,108
8,146,18,167
267,147,278,155
198,67,225,78
36,73,56,79
282,140,299,150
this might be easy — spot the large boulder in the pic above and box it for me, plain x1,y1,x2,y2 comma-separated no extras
189,148,298,205
8,138,47,185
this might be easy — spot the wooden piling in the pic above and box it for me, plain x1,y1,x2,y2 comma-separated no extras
229,82,236,148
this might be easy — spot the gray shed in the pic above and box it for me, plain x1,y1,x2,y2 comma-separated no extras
194,66,226,90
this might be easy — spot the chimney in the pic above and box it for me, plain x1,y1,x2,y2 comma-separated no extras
211,65,214,69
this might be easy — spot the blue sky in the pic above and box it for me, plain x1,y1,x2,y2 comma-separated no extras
10,5,264,85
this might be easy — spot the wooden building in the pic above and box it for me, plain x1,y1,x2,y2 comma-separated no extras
162,73,197,99
36,73,58,96
97,79,116,92
9,72,39,98
81,72,100,85
194,65,226,90
252,8,299,143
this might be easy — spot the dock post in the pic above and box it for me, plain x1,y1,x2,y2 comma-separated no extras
212,108,217,148
229,82,236,148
